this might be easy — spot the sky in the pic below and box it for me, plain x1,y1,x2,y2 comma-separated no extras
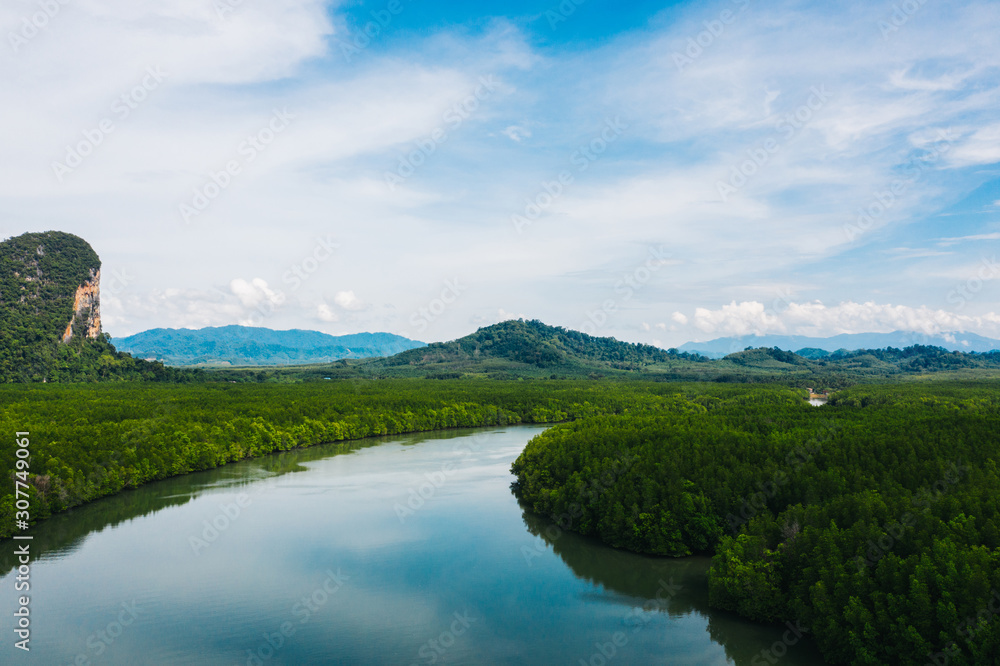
2,0,999,347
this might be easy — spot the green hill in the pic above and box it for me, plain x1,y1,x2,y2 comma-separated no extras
722,346,810,369
322,319,709,379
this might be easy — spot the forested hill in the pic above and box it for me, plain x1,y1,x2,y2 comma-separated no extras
379,319,708,377
0,231,172,382
112,326,426,367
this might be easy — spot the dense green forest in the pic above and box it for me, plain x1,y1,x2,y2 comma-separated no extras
4,354,1000,663
511,381,1000,665
0,379,666,539
16,332,187,383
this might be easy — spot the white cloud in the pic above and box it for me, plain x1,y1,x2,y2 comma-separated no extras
946,124,1000,167
691,300,1000,338
936,232,1000,245
471,309,526,328
1,0,334,89
317,303,339,322
886,247,953,259
887,68,970,92
502,125,531,142
107,285,247,331
7,1,1000,347
230,278,285,309
497,308,525,321
333,290,365,311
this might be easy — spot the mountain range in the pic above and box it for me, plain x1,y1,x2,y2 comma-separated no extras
114,323,1000,371
297,319,1000,385
111,326,426,367
6,229,1000,384
678,331,1000,359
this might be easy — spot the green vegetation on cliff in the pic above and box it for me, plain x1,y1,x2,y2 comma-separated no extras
1,230,97,380
0,231,174,382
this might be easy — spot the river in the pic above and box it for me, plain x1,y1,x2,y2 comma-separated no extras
0,426,826,665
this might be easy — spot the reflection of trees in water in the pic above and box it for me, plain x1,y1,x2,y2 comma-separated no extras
0,427,506,577
387,426,509,448
520,505,828,666
0,486,192,576
0,432,411,576
520,503,708,617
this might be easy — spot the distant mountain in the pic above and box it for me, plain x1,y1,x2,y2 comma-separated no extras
111,326,426,366
678,331,1000,359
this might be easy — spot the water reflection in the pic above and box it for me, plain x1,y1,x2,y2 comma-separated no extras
0,430,454,575
520,506,828,665
521,506,707,610
0,426,829,665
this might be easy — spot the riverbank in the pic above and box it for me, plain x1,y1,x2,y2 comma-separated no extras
0,425,827,664
511,381,1000,664
1,379,706,539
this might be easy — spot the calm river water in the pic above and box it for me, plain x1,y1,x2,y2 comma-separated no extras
1,426,826,664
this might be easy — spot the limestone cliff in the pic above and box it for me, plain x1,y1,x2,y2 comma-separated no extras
1,231,171,382
1,231,104,381
61,268,102,342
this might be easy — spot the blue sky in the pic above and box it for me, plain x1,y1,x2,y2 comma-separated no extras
2,0,999,346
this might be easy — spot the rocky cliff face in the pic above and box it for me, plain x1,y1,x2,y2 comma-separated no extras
0,231,118,381
61,268,102,342
0,230,102,348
